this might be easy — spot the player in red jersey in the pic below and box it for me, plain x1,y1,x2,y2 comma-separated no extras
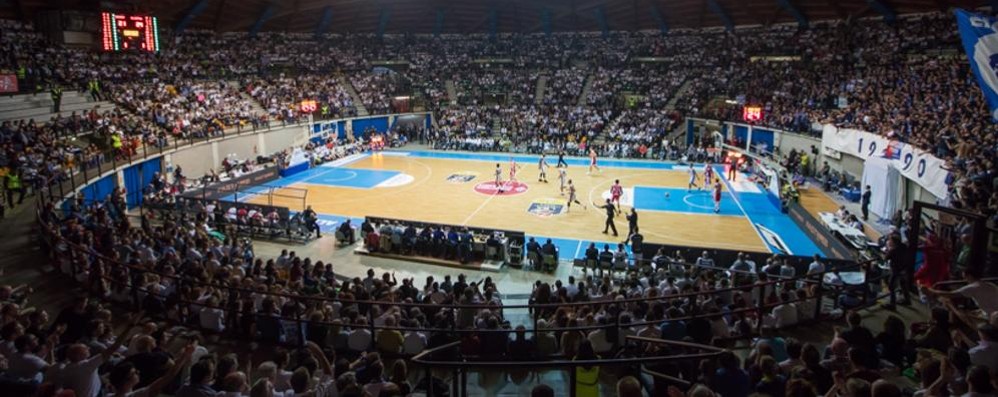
704,163,714,186
587,148,601,175
509,157,520,182
713,179,723,213
610,179,624,214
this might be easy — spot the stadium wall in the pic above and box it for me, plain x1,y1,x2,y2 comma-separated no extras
58,114,423,214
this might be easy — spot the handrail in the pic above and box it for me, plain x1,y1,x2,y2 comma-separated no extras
642,368,692,388
409,335,725,368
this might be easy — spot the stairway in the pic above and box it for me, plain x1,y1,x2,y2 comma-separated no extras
339,76,369,116
445,80,458,105
535,74,548,105
576,74,594,106
0,91,119,123
239,92,267,119
664,78,694,112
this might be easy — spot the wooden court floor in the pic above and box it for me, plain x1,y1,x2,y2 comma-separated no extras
253,154,770,253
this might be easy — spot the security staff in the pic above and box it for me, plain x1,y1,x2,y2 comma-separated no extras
5,170,24,208
87,79,102,101
50,84,62,113
625,208,639,239
593,198,618,236
861,185,872,221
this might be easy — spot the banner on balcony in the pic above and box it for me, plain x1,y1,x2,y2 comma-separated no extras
955,9,998,121
0,75,17,93
821,125,949,199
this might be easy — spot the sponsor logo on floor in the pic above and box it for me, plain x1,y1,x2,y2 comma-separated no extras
527,198,565,217
473,180,529,196
446,172,478,183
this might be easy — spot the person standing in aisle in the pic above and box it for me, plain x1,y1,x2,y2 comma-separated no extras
861,185,872,221
50,83,62,113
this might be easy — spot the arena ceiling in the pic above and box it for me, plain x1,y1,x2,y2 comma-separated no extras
3,0,994,34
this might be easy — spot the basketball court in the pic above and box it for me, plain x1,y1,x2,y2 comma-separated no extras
244,150,825,257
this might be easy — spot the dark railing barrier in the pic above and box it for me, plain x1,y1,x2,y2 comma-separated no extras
409,336,726,396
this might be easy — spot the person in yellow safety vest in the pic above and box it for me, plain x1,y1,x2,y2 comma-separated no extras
87,79,102,101
6,170,24,208
111,133,123,152
321,105,330,117
573,341,600,397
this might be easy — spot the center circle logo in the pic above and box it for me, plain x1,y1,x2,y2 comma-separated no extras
474,181,529,196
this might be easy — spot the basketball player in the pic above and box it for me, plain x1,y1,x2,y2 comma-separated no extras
687,164,699,192
610,179,624,214
557,149,568,168
558,167,568,195
566,179,586,212
538,154,549,183
509,157,520,182
704,163,714,186
712,179,722,213
494,163,504,193
727,156,738,181
587,148,600,175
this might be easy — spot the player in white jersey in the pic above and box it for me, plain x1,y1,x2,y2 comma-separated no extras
558,167,568,195
566,180,586,212
494,163,504,193
687,164,699,192
538,154,549,183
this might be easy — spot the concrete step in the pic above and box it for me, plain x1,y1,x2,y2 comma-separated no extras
338,76,369,116
0,92,93,112
0,90,87,104
577,74,594,107
0,101,117,123
534,75,548,106
239,92,267,117
445,80,457,104
664,78,693,112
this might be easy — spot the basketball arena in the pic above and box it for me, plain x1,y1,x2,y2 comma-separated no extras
1,1,997,397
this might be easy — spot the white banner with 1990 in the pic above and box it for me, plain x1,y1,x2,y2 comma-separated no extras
821,124,950,199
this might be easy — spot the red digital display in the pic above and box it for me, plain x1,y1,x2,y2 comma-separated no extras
101,12,160,52
743,106,763,122
299,100,318,113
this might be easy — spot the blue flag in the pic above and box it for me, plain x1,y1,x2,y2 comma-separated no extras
955,9,998,121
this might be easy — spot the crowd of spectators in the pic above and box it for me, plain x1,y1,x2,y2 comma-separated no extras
350,71,409,115
27,187,998,396
3,10,998,396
